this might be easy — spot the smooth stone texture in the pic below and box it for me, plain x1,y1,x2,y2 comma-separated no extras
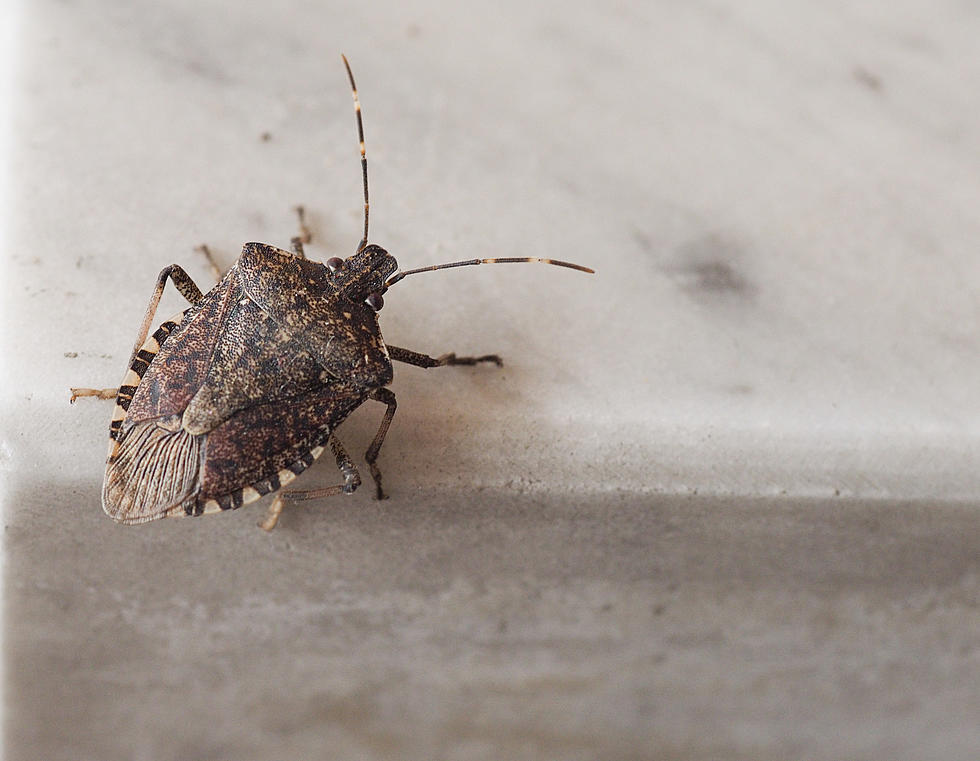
7,486,979,761
3,0,978,759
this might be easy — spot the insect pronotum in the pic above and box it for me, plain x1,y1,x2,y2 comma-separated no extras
72,56,593,530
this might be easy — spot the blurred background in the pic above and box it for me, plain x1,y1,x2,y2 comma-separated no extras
2,1,978,759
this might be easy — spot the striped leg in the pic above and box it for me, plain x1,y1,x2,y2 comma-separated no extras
70,264,204,404
128,265,203,365
258,435,361,531
104,266,205,447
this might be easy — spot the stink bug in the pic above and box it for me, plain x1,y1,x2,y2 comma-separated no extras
72,56,593,530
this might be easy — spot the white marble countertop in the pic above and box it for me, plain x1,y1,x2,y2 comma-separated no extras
5,0,979,503
3,1,978,759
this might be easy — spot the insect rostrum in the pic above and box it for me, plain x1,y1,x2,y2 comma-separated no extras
73,56,593,530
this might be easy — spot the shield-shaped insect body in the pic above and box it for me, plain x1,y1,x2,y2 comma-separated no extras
103,242,398,524
75,57,593,530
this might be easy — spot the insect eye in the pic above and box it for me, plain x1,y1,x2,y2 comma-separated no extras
326,257,344,273
365,292,384,311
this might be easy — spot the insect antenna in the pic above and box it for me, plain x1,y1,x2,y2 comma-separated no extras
384,257,595,290
342,54,370,253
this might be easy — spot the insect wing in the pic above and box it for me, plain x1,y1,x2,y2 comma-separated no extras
103,254,375,523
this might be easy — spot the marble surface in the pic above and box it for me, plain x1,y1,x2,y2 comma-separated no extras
2,1,978,759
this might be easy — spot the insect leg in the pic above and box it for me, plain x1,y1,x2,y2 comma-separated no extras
257,434,361,531
194,244,224,282
364,387,396,500
290,205,312,259
127,265,203,367
387,345,503,369
69,387,118,403
70,265,204,403
327,433,362,494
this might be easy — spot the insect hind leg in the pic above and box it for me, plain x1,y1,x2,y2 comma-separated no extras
257,435,361,531
70,264,204,405
128,264,203,366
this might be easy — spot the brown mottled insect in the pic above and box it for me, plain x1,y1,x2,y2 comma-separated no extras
72,56,593,530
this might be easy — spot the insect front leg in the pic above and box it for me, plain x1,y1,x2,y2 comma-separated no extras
365,388,397,500
387,345,503,369
258,434,361,531
70,264,205,403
